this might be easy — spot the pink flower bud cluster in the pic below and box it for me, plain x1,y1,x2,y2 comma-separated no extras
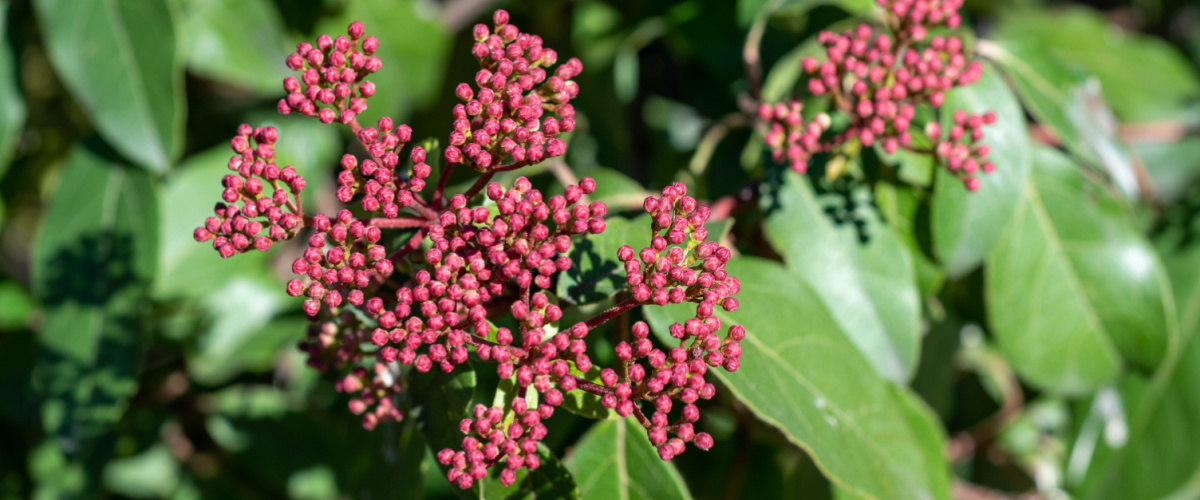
878,0,964,42
605,182,742,460
928,110,996,191
437,401,554,489
336,117,431,215
444,10,582,171
286,209,392,317
759,0,996,189
278,21,380,124
193,124,305,257
298,320,404,430
802,26,982,150
758,100,832,173
362,176,605,379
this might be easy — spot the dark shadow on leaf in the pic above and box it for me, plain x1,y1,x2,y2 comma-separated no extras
42,231,141,308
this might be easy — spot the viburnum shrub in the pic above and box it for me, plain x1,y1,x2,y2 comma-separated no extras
190,10,742,489
760,0,996,191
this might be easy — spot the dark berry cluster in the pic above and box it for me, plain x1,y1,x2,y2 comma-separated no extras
192,124,305,257
444,10,582,171
285,209,392,317
336,118,431,215
760,0,995,190
279,21,379,124
929,110,996,191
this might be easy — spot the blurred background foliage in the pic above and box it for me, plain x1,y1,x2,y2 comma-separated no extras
1,0,1200,498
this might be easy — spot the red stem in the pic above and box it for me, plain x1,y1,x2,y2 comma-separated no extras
431,162,457,208
462,171,496,200
584,297,643,330
363,217,428,229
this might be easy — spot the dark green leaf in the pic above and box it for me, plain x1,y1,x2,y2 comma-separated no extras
558,214,653,306
32,143,159,442
993,6,1200,121
985,147,1176,394
764,171,921,382
1069,224,1200,499
33,0,184,172
179,0,290,95
0,2,25,176
316,0,449,124
645,258,950,500
565,417,692,500
984,41,1139,197
931,61,1032,277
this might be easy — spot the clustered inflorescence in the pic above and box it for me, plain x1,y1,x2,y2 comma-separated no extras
760,0,995,191
193,125,306,258
445,10,581,172
189,10,744,491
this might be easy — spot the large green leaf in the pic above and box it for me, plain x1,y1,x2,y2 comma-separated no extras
985,147,1176,394
32,143,159,442
764,171,920,383
0,2,25,177
993,6,1200,121
645,258,950,500
1068,225,1200,499
179,0,290,95
931,61,1032,277
316,0,449,124
565,417,692,500
558,214,653,306
984,41,1140,198
33,0,185,172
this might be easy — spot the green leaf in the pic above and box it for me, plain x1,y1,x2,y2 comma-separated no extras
559,361,616,420
1133,136,1200,205
33,0,185,172
557,214,653,306
573,166,648,210
565,417,693,500
1068,225,1199,499
931,61,1032,277
0,280,35,330
764,171,920,382
0,2,25,176
186,281,301,385
316,0,449,124
985,147,1176,394
32,143,159,442
645,258,950,500
178,0,290,95
993,6,1200,121
761,37,822,103
102,445,180,498
984,40,1139,197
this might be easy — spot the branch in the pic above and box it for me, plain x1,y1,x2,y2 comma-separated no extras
689,113,751,178
742,0,784,101
583,297,643,330
462,171,496,200
363,217,428,229
431,161,457,209
441,0,500,32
